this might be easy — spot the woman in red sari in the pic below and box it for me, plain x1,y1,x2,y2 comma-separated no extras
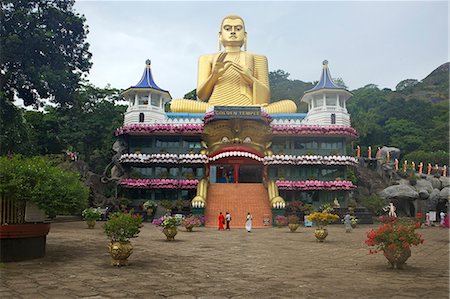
218,212,225,230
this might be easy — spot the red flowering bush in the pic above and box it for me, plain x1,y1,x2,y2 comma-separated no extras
365,223,424,256
378,215,398,224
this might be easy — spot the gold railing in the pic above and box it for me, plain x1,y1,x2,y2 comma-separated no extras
0,197,26,225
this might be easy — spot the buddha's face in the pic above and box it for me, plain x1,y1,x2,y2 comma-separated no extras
220,18,245,47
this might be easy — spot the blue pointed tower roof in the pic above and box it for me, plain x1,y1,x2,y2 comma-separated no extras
123,59,169,94
304,60,344,94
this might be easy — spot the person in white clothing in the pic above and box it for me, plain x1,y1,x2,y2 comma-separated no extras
440,211,446,226
245,212,252,232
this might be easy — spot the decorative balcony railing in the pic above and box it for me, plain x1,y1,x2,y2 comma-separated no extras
120,179,199,189
264,155,357,166
120,153,208,164
115,123,203,136
271,125,357,138
276,180,356,191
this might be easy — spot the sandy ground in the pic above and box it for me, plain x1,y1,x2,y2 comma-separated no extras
0,221,448,299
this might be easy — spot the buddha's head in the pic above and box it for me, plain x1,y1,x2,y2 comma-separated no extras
219,15,247,50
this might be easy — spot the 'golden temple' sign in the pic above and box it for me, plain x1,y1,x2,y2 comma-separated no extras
214,106,261,119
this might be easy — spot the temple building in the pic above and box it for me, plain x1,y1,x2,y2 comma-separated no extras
113,16,358,228
115,59,358,228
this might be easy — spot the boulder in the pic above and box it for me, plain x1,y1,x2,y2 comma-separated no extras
428,189,440,210
380,146,401,161
439,176,450,188
379,185,418,201
414,179,433,193
426,176,442,189
418,189,430,200
439,187,450,201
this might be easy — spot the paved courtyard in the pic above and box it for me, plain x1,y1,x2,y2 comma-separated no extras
0,221,448,299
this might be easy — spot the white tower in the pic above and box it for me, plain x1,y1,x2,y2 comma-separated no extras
122,59,172,125
301,60,352,126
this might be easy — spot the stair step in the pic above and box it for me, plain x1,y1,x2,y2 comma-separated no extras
205,183,272,228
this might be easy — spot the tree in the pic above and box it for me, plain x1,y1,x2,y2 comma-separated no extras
0,98,32,155
332,77,348,89
269,69,314,111
269,69,290,86
184,89,197,100
0,0,92,107
395,79,419,91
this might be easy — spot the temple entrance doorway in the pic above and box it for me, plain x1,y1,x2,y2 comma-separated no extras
209,160,263,184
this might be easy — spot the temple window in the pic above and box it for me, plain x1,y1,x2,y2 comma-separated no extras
315,98,324,107
326,96,337,106
151,93,160,107
138,96,149,105
139,113,145,122
331,113,336,124
156,137,180,149
339,98,344,107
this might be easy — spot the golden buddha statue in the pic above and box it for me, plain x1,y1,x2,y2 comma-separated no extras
171,15,297,114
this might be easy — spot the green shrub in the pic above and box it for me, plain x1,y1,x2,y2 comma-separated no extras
361,195,385,216
104,212,143,242
0,156,89,217
82,208,102,221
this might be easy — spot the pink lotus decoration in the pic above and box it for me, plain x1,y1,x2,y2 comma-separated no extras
120,179,199,189
271,125,358,138
264,155,358,166
276,180,356,191
115,124,203,136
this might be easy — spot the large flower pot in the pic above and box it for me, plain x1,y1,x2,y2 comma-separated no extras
163,227,177,241
108,241,133,266
314,228,328,242
86,220,96,229
383,247,411,269
288,223,300,232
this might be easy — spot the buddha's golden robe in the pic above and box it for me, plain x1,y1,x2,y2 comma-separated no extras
171,51,297,114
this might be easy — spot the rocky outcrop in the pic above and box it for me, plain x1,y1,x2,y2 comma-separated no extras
379,185,418,200
380,146,401,161
440,177,450,188
378,174,449,216
426,177,442,189
439,187,450,200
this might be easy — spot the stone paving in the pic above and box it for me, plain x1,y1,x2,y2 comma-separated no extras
0,221,448,299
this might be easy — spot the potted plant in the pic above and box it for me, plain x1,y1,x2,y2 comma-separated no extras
152,215,181,240
365,220,424,269
104,212,143,266
82,207,102,229
287,215,300,232
306,212,340,242
274,215,288,228
0,156,88,262
350,216,358,229
142,200,157,220
181,215,202,232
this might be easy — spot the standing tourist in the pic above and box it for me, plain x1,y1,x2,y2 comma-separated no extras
218,212,225,230
225,212,231,230
343,213,352,233
245,212,252,232
440,211,446,226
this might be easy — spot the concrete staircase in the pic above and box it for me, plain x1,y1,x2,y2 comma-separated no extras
204,183,272,228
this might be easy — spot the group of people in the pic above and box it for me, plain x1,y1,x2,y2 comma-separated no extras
218,212,253,232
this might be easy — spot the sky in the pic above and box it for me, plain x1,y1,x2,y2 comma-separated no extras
74,1,449,99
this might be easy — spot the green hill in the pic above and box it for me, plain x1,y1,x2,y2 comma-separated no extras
269,63,449,163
